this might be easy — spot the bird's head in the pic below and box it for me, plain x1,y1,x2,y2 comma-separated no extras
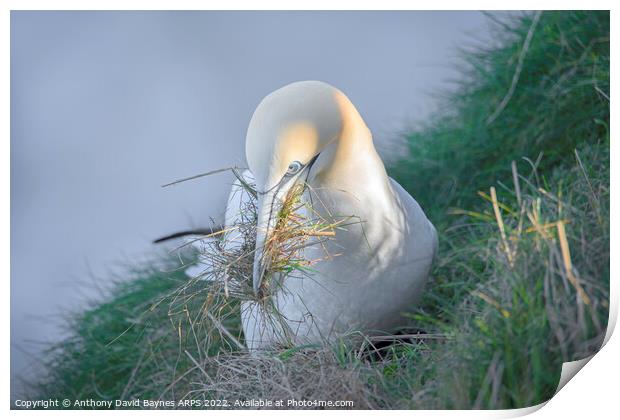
245,80,373,296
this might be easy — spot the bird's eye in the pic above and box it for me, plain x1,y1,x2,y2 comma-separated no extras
285,161,303,176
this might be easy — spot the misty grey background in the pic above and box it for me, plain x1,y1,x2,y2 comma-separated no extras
11,11,494,394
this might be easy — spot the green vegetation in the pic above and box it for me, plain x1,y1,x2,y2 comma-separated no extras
392,11,609,223
33,262,241,402
387,10,609,408
28,11,609,409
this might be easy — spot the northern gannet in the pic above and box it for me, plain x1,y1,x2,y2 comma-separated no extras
162,81,438,351
239,81,437,350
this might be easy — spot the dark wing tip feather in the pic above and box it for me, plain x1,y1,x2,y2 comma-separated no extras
152,227,224,244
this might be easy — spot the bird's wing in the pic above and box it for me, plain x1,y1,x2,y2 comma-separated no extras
185,169,256,278
223,169,256,240
388,177,438,262
152,227,224,244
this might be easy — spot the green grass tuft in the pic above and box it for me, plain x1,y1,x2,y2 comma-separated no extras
390,11,609,226
385,10,609,408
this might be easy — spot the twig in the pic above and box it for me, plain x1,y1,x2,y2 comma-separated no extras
157,366,199,400
231,167,258,199
184,350,213,382
162,167,239,188
487,11,543,125
206,311,246,350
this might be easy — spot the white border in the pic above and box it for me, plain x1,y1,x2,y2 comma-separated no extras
4,2,616,419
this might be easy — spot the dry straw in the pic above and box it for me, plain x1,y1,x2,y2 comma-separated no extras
164,168,358,349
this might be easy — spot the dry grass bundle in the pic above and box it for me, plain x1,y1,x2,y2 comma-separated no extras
187,347,381,409
256,182,354,300
164,170,357,352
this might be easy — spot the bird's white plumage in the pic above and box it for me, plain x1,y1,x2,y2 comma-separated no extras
185,170,256,279
192,81,437,351
241,173,437,350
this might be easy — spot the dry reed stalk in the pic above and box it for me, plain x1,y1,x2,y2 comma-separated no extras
511,160,522,207
490,187,514,266
471,290,511,318
556,221,591,305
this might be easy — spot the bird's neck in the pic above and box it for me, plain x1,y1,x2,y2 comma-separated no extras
314,134,390,194
311,91,391,195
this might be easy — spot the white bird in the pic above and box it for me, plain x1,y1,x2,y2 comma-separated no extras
186,81,438,351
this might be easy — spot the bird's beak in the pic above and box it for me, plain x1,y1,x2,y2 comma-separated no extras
252,156,319,297
252,181,290,297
